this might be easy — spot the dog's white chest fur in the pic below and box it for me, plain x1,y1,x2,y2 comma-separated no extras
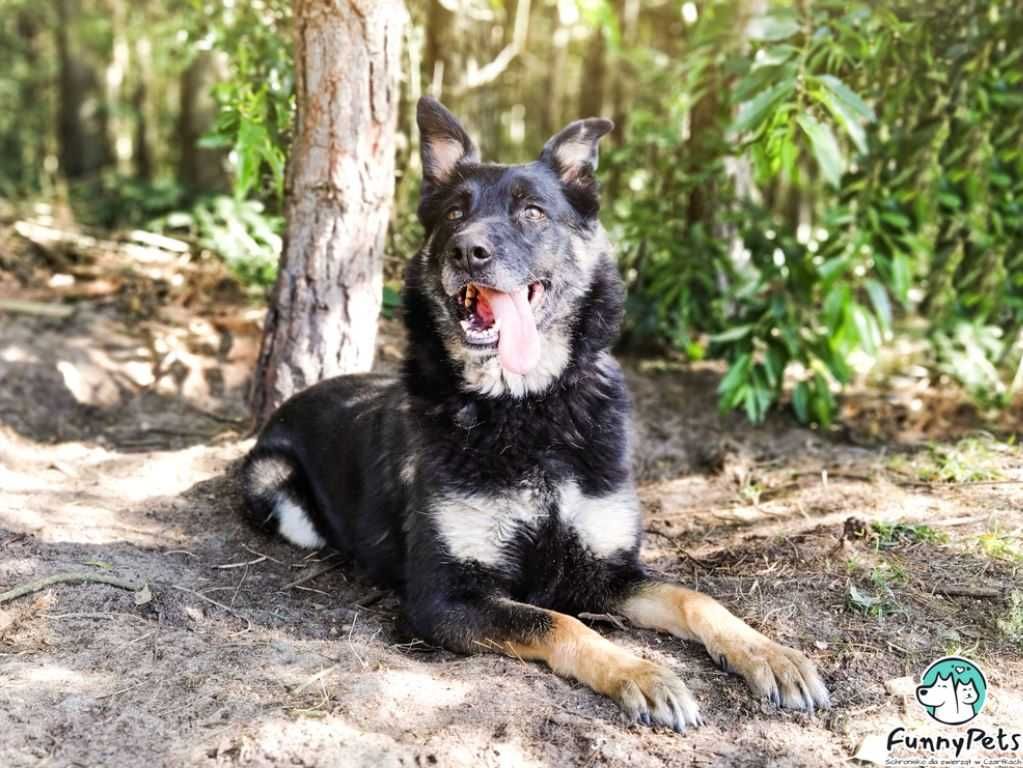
430,481,640,566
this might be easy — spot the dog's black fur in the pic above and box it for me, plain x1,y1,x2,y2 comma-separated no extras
241,98,829,730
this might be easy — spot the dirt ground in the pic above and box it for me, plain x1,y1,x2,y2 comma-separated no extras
1,214,1021,767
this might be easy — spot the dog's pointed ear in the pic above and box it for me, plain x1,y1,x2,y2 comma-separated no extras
539,118,614,216
417,97,479,190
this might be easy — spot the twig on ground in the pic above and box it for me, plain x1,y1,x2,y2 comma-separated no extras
347,611,367,669
215,556,267,570
114,631,156,651
928,515,990,527
0,572,143,604
95,679,150,700
293,663,341,695
48,612,148,622
293,585,330,596
230,566,249,607
242,543,282,564
281,561,344,591
0,298,74,318
932,585,1005,599
170,584,252,630
578,612,630,631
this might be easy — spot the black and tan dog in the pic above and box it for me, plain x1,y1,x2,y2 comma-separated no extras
241,97,829,731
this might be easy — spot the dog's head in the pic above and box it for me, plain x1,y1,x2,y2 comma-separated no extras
403,97,624,398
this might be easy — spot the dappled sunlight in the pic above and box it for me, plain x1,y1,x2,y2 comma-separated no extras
2,659,112,696
234,715,548,768
0,426,247,545
373,668,470,710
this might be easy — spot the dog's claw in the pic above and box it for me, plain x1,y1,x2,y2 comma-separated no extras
716,638,830,712
612,660,702,733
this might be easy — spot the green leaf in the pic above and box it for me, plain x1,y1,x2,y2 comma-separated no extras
792,381,810,423
811,373,835,427
847,584,882,612
717,353,752,396
797,114,845,187
864,279,892,333
816,88,868,155
733,78,796,135
749,15,801,42
709,324,754,343
850,303,880,354
755,44,799,68
764,345,786,389
819,256,850,283
818,75,876,122
892,252,912,304
880,211,911,231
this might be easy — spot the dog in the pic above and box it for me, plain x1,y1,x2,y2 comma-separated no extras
241,96,830,731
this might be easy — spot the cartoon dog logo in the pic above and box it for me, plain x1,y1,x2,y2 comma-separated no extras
916,656,987,725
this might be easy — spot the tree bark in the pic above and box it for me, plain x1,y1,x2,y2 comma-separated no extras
54,0,111,180
250,0,408,426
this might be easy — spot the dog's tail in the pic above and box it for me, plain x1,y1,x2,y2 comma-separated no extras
240,447,326,549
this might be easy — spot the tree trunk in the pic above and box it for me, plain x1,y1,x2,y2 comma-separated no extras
249,0,408,426
54,0,110,179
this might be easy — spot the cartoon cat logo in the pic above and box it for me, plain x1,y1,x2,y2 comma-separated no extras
915,656,987,725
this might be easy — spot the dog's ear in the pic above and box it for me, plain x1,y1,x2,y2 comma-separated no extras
417,97,479,191
539,117,614,216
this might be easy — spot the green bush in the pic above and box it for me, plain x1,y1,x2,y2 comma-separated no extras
153,195,283,289
609,0,1023,425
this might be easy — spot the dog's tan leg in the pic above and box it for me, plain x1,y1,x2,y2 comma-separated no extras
619,582,829,710
496,602,702,731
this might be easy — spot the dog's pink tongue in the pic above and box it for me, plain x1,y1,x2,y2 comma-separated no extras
479,286,540,375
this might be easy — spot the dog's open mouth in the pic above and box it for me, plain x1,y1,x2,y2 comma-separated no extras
455,281,545,374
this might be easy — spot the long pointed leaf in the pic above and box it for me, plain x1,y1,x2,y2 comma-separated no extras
797,114,845,187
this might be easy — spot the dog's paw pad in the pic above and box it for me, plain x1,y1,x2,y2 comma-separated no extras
613,661,702,732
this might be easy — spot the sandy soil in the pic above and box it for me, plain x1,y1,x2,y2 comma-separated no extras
1,217,1021,767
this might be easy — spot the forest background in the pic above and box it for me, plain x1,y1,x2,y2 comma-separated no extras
1,0,1020,424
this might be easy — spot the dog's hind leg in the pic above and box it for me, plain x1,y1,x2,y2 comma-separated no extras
240,448,326,549
617,581,830,711
405,595,702,731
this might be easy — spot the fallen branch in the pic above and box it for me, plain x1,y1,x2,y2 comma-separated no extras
0,298,74,319
932,586,1005,599
0,572,143,604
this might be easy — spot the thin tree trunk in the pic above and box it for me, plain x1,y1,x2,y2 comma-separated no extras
176,57,202,190
579,23,606,118
250,0,408,426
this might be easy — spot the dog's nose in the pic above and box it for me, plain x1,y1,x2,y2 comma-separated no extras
449,237,493,271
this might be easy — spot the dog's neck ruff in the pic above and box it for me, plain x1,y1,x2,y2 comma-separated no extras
451,326,572,398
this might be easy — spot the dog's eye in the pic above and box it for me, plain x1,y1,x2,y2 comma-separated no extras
446,207,464,221
523,205,545,222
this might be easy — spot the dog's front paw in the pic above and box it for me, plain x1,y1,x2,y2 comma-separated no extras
716,638,830,711
609,659,703,732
